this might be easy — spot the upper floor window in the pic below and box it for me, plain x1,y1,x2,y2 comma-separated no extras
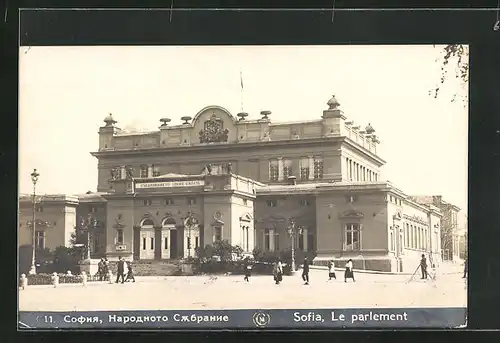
116,229,124,245
269,159,279,181
164,198,175,205
36,206,44,213
213,226,222,242
299,199,311,207
266,199,278,207
152,165,160,177
300,157,310,180
140,165,148,178
90,206,98,213
313,157,324,179
243,199,248,206
187,197,196,205
283,159,292,180
143,199,153,206
35,231,45,250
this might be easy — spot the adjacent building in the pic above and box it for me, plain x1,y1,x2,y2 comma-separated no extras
19,95,451,272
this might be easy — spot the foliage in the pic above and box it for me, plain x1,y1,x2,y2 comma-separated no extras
52,246,81,274
18,245,54,275
430,44,469,107
195,240,243,262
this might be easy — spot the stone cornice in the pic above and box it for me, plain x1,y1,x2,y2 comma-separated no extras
90,136,347,159
342,137,386,166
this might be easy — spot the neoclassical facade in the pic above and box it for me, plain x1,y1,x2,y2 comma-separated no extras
18,95,448,272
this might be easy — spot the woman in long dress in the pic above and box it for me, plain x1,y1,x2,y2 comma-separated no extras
328,260,336,280
273,259,283,285
344,259,355,282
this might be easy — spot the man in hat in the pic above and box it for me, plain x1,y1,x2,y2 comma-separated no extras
302,256,310,285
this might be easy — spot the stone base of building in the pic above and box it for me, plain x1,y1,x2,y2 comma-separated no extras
313,256,393,272
105,251,134,261
79,259,101,276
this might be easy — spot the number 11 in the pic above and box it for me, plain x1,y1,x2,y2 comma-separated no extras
44,315,53,323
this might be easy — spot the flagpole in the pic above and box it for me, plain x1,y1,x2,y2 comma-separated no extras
240,70,244,112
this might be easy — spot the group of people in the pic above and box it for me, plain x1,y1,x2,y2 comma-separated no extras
97,257,135,283
243,257,356,285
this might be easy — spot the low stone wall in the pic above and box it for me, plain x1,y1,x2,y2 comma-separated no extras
313,258,392,272
107,260,182,276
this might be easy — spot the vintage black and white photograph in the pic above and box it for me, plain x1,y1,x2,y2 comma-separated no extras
18,45,468,327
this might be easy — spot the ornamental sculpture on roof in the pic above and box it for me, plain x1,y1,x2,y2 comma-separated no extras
199,114,229,143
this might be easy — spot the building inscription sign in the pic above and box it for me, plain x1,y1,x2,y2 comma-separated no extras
136,180,205,189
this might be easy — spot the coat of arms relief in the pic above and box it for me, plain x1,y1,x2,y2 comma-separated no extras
199,114,229,143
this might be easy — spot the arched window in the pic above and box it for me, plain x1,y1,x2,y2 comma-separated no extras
140,218,154,227
162,217,177,227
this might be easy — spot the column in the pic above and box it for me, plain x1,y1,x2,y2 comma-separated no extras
277,157,284,181
269,228,275,252
120,166,126,179
303,228,308,252
308,156,314,180
147,166,153,178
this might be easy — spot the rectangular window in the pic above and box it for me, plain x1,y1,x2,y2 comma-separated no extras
164,237,168,249
195,237,199,249
300,157,310,180
143,199,152,206
245,229,249,251
298,234,304,250
299,199,310,206
35,231,45,250
153,165,161,177
187,197,196,205
405,223,409,248
164,198,174,205
283,159,292,180
140,165,148,178
266,199,278,207
390,227,394,251
117,229,124,244
243,199,248,205
90,206,98,213
344,223,360,251
274,232,279,251
307,232,314,252
142,237,146,250
214,226,222,242
36,206,43,213
264,229,270,251
313,157,324,179
269,159,279,181
150,237,154,250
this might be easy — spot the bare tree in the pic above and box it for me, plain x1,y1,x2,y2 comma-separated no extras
430,44,469,107
439,211,458,261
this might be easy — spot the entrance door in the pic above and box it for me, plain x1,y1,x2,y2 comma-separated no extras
140,230,155,260
170,229,178,259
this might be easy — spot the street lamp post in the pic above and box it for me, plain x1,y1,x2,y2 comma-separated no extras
287,217,303,273
81,215,97,260
185,211,197,258
29,169,40,275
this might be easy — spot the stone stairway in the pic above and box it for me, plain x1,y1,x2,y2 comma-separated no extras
108,260,182,276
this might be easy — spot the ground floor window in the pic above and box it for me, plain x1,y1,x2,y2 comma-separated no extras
116,229,124,245
214,226,222,242
307,231,314,251
35,230,45,250
344,223,361,251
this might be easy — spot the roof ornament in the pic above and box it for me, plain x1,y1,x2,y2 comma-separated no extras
260,110,271,120
365,123,375,134
327,95,340,110
104,113,117,127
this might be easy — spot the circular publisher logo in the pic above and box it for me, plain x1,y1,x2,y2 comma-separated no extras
252,311,271,328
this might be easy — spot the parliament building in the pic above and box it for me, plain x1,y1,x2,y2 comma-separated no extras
19,95,447,272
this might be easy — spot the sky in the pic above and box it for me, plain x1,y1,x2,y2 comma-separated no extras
19,45,468,227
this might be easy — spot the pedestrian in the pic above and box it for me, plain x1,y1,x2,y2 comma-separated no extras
302,256,310,285
98,258,105,281
273,258,283,285
103,258,109,280
243,258,252,282
420,254,428,280
328,260,336,280
125,261,136,283
344,259,355,282
462,257,468,279
115,257,126,284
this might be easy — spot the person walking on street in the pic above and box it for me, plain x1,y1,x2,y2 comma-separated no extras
125,260,136,282
420,254,428,280
344,259,355,282
273,258,283,285
243,257,252,282
302,256,310,285
328,260,336,280
115,257,126,284
97,258,105,281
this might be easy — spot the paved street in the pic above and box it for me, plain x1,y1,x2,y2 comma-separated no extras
19,269,467,311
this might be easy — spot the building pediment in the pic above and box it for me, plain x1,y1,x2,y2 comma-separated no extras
339,210,364,219
240,213,253,222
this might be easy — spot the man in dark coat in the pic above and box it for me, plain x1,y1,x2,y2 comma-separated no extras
115,257,126,284
98,258,105,281
420,254,428,279
302,257,310,285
